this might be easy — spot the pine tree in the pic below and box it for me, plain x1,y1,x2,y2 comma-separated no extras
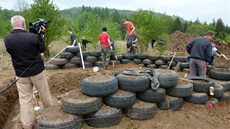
169,17,183,34
215,18,226,39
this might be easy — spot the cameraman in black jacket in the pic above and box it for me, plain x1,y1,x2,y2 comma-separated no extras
4,15,53,129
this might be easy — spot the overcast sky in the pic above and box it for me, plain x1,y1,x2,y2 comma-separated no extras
0,0,229,25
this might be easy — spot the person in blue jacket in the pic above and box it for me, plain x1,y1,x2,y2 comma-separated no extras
186,31,215,77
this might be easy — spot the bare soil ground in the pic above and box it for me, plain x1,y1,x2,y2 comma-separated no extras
1,62,230,129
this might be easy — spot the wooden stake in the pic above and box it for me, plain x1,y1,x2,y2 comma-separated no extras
174,62,181,72
178,78,193,82
167,52,177,69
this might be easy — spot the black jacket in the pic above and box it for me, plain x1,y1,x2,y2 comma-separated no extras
4,29,45,77
186,37,212,62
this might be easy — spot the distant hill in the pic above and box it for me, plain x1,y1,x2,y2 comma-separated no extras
60,6,188,23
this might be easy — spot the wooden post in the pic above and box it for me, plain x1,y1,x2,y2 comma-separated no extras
174,62,181,72
78,43,85,69
167,52,177,69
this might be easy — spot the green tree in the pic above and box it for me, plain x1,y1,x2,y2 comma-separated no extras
101,7,110,20
0,9,15,37
0,14,10,37
76,11,92,31
194,18,201,24
111,10,121,23
158,14,173,34
211,19,216,26
215,18,226,39
225,34,230,42
169,17,183,34
226,26,230,34
182,22,188,32
187,24,215,36
102,18,121,40
27,0,65,57
130,10,166,53
76,12,121,49
77,13,102,47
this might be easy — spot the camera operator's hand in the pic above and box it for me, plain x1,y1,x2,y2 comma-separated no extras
38,26,46,34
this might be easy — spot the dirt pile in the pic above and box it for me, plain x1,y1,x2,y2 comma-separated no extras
168,31,230,66
168,31,199,53
168,31,230,56
219,41,230,57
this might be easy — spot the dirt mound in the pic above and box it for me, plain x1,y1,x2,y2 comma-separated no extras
168,31,200,53
168,31,230,57
168,31,230,65
212,40,230,66
0,78,18,127
219,41,230,56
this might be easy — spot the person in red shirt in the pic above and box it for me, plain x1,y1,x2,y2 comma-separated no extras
99,27,111,70
122,18,136,54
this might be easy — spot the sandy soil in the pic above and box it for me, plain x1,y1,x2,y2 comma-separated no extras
1,62,230,129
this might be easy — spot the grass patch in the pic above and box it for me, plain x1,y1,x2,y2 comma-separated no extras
0,39,7,55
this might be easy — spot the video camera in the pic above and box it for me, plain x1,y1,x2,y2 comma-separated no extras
29,18,50,34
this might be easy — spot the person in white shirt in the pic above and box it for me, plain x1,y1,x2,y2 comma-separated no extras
209,40,223,65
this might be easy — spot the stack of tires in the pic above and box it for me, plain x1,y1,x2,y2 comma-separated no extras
47,46,102,69
35,68,230,128
47,47,112,69
208,67,230,102
46,50,191,71
35,75,120,129
184,76,217,104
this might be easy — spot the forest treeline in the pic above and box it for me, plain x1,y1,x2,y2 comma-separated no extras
0,0,229,56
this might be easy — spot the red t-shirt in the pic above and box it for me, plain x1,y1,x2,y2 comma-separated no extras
99,32,110,47
126,21,136,35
